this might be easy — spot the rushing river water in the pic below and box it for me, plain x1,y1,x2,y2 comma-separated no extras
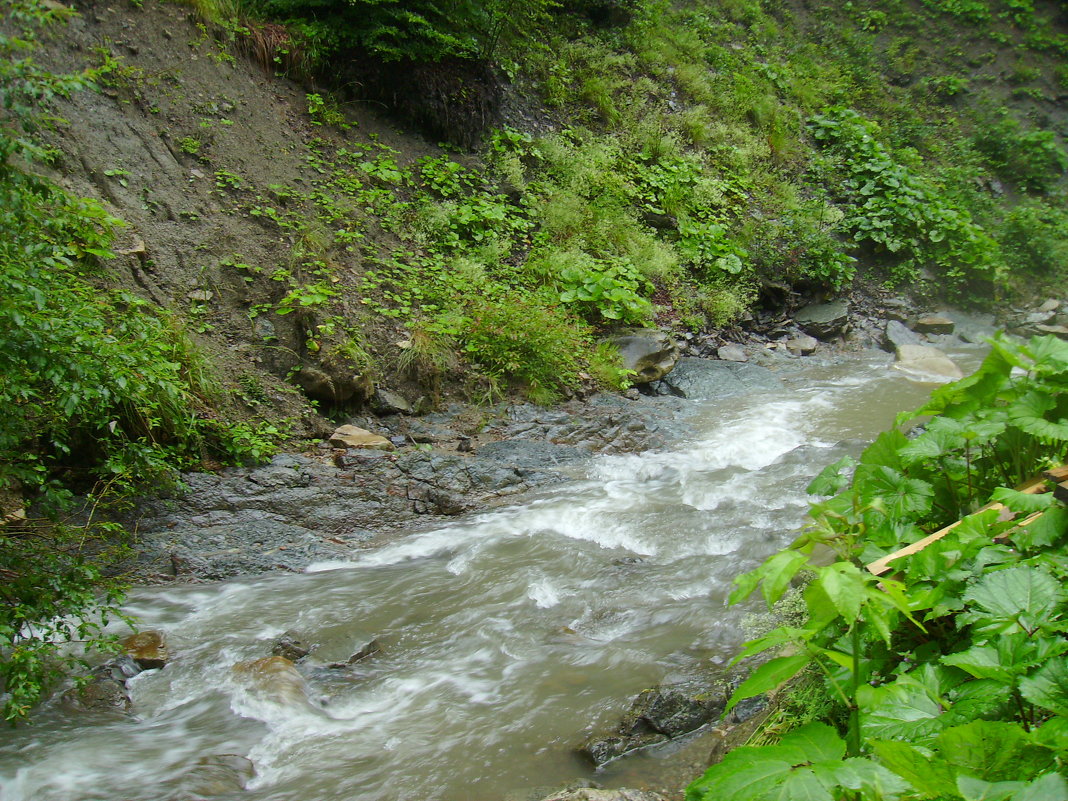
0,348,986,801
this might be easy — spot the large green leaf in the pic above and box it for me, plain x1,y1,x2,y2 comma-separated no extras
815,562,867,621
1012,507,1068,551
1007,391,1068,442
726,652,812,713
990,487,1055,515
1020,657,1068,715
859,465,934,520
943,679,1013,725
859,676,947,745
685,755,793,801
956,775,1027,801
760,550,810,608
766,767,835,801
1015,772,1068,801
873,739,959,798
807,455,857,496
827,757,910,798
937,721,1055,783
961,566,1063,633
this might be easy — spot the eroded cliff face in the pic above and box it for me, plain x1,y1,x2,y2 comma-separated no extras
38,0,450,436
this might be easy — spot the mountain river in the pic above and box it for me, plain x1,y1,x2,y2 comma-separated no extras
0,346,986,801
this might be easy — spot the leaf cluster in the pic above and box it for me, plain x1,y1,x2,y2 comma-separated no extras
690,334,1068,801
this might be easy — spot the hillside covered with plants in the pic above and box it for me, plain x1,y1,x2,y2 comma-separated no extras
1,0,1067,722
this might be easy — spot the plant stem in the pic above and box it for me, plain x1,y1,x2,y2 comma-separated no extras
848,623,862,758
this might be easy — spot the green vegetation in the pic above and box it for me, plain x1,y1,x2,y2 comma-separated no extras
689,334,1068,800
0,2,283,722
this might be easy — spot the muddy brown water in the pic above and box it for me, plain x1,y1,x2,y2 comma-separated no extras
0,348,986,801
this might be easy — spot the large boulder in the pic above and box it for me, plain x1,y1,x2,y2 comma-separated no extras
656,358,783,401
882,319,922,352
329,425,395,450
894,344,964,382
232,656,309,706
123,630,169,670
608,329,679,384
912,315,956,335
795,299,850,340
166,754,255,799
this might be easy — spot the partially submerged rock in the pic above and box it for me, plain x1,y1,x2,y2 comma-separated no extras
123,630,170,670
579,683,727,766
271,630,312,662
882,319,922,352
232,655,309,706
166,754,255,799
608,329,680,384
912,314,955,335
894,344,964,382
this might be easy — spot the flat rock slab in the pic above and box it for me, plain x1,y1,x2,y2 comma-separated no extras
329,425,394,450
654,358,783,401
912,315,956,335
795,299,850,340
894,344,964,382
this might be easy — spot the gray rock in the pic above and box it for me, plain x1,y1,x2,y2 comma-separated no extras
1037,299,1060,313
656,358,783,401
608,329,680,384
579,682,725,766
785,334,819,356
63,677,131,714
166,754,255,798
272,630,312,662
716,344,748,362
795,299,850,339
1036,324,1068,340
372,388,413,415
476,439,587,468
882,319,922,352
894,344,964,382
912,315,956,335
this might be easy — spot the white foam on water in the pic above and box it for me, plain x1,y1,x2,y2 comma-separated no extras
527,577,562,608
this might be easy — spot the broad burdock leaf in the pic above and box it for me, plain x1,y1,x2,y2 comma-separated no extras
1007,390,1068,442
1019,657,1068,715
961,566,1063,633
859,675,947,745
943,679,1012,725
858,465,934,520
990,486,1055,515
873,739,960,798
937,721,1056,783
1028,334,1068,372
1015,772,1068,801
1012,506,1068,551
956,775,1027,801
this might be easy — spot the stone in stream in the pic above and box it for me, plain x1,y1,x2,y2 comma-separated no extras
271,629,312,662
123,630,170,670
785,333,819,356
165,754,255,798
539,791,668,801
794,299,850,340
232,655,309,706
894,344,964,382
579,683,726,766
716,343,748,362
882,319,922,352
62,676,132,714
606,329,680,384
654,358,783,401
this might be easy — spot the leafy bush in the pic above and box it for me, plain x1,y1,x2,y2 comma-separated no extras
461,294,591,402
690,335,1068,801
999,201,1068,279
972,116,1068,194
809,107,1003,290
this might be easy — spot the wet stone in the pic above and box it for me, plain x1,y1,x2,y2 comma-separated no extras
271,630,312,662
123,630,169,670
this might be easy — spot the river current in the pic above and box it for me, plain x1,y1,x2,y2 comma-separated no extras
0,348,984,801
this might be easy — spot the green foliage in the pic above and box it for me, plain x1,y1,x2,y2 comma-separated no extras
555,252,653,323
809,107,1003,290
0,0,284,722
972,115,1068,194
690,335,1068,800
461,294,591,402
999,201,1068,280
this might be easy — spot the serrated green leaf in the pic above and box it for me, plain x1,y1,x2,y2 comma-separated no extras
990,487,1055,515
1007,391,1068,442
1020,657,1068,715
962,566,1062,632
859,464,934,520
956,775,1026,801
827,757,910,797
776,722,847,763
816,562,867,621
859,676,947,745
873,739,959,798
807,455,856,496
1015,772,1068,801
684,751,792,801
937,721,1055,783
1012,507,1068,551
726,653,812,713
760,550,810,608
768,767,834,801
